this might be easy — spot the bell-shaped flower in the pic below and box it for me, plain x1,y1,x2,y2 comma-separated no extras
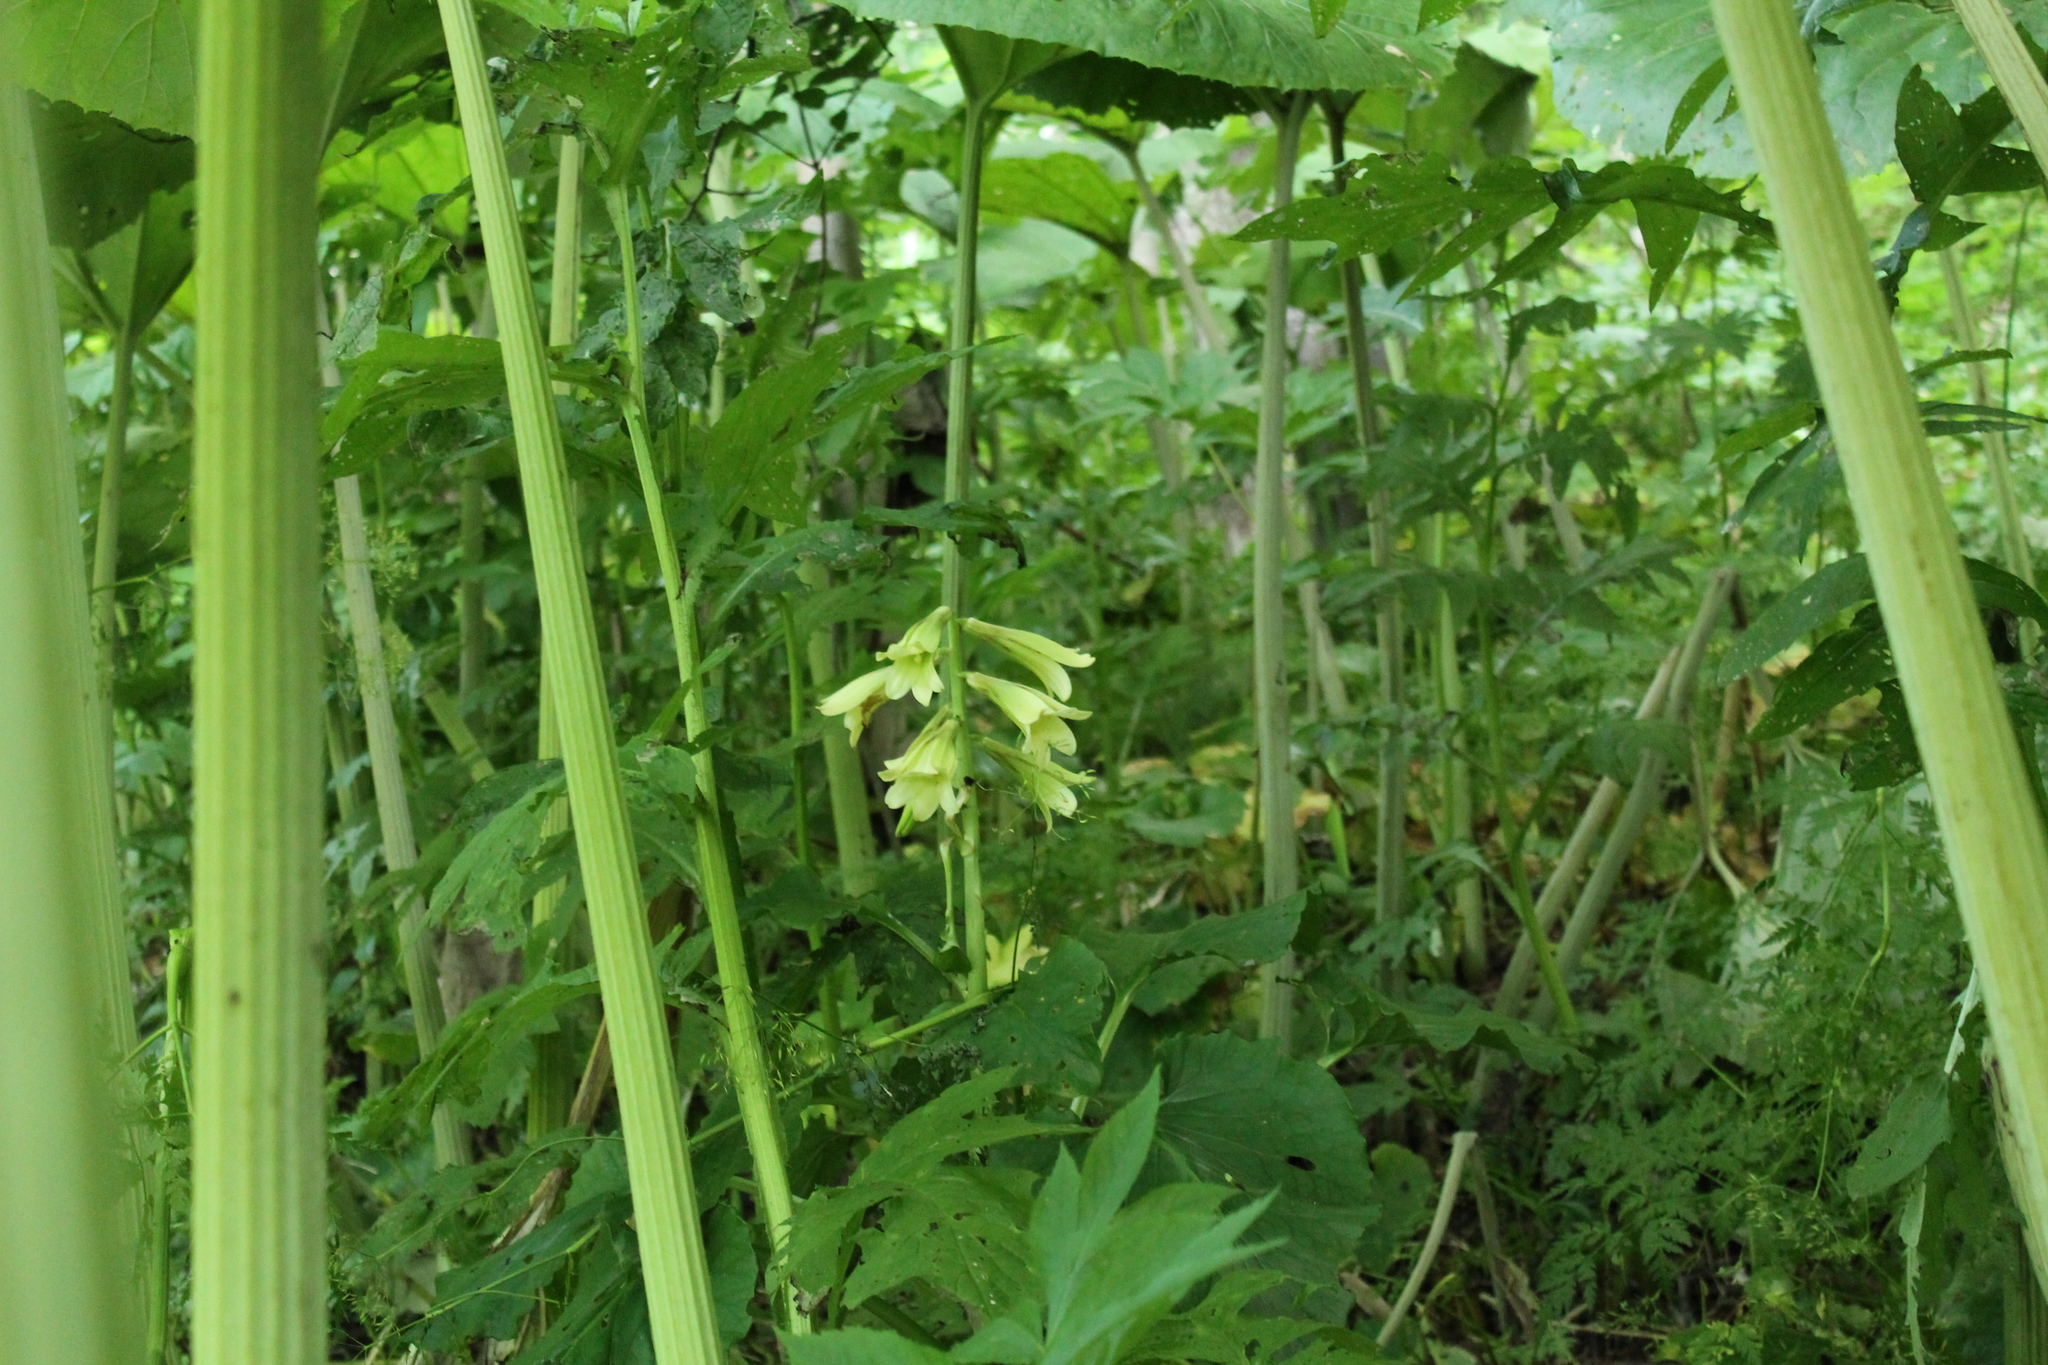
966,672,1089,757
982,737,1093,823
880,712,966,823
962,618,1093,700
874,605,952,705
816,666,894,745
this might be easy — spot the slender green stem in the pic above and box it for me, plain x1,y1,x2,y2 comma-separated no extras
1254,94,1308,1049
92,327,136,663
1939,248,2033,587
334,475,470,1166
804,563,877,896
186,0,327,1357
1714,0,2048,1295
604,182,806,1333
781,595,815,869
435,4,724,1360
0,80,143,1365
944,95,991,998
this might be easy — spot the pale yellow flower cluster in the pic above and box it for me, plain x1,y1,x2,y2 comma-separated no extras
815,605,1098,826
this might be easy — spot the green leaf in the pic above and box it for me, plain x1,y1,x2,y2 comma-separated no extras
940,939,1109,1097
700,329,865,522
321,0,446,142
508,18,696,182
1082,894,1302,1014
1122,782,1244,848
790,1329,951,1365
1349,991,1575,1074
982,152,1136,254
840,0,1448,93
1585,716,1690,783
1634,197,1699,307
1719,554,1873,684
1,0,197,136
1311,0,1351,38
1843,1071,1953,1199
419,1195,615,1347
844,1166,1036,1314
1012,51,1256,129
1504,295,1595,366
82,182,194,332
1748,607,1892,743
1152,1033,1373,1282
30,96,193,253
322,330,510,474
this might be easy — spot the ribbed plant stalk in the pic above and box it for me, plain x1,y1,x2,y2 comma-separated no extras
1252,93,1310,1050
335,476,470,1166
1713,0,2048,1295
1427,516,1484,980
529,131,586,1141
460,458,487,692
1939,248,2033,585
780,595,815,867
186,0,327,1358
91,327,137,662
604,182,805,1333
436,2,725,1359
0,80,141,1365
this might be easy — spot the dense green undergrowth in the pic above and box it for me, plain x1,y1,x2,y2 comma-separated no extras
21,0,2048,1361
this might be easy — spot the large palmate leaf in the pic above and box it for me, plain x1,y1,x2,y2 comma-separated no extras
1151,1032,1374,1282
0,0,197,135
982,152,1137,255
839,0,1447,93
937,939,1109,1096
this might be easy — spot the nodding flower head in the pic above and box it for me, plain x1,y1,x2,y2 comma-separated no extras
879,712,965,823
874,605,953,705
966,672,1089,758
982,737,1093,824
816,666,894,745
962,618,1093,700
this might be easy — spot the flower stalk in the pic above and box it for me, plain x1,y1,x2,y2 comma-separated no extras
434,2,724,1359
603,181,805,1334
1713,0,2048,1295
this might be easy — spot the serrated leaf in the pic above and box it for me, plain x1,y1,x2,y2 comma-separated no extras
1749,608,1892,743
940,939,1109,1097
1719,554,1873,684
839,0,1447,93
1152,1032,1373,1283
983,152,1136,253
2,0,197,137
845,1167,1036,1314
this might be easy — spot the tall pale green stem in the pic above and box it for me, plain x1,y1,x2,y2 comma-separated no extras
1713,0,2048,1293
529,131,585,1140
1427,517,1484,980
0,80,142,1365
435,3,724,1360
334,475,470,1165
605,183,805,1332
1255,95,1308,1048
806,564,877,896
187,0,327,1358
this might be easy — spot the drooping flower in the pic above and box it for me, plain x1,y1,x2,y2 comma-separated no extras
965,672,1089,757
874,605,952,704
816,666,894,744
880,712,965,823
961,618,1094,700
982,737,1093,823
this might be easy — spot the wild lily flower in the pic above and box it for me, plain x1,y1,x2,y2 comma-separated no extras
816,666,894,744
962,618,1093,700
874,604,952,704
966,672,1089,757
880,712,965,822
983,738,1093,823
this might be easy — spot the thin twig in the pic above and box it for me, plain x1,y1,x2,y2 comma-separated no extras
1377,1131,1478,1345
